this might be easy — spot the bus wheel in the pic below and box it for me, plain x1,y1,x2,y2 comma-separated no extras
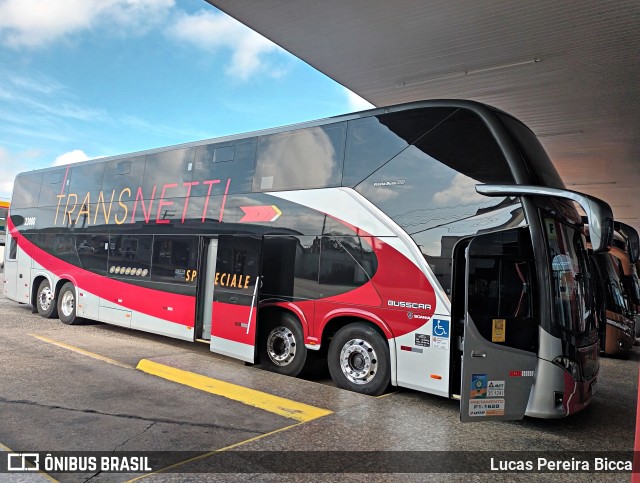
36,279,58,319
259,312,307,377
328,323,390,396
57,282,79,325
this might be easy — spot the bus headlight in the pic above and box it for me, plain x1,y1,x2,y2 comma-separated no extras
552,356,580,380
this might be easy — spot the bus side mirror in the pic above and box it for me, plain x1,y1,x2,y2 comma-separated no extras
475,184,614,254
614,221,640,263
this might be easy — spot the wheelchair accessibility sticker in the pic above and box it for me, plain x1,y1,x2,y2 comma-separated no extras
431,319,450,350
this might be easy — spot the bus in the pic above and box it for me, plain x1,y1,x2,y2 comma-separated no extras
606,223,639,346
3,100,613,421
593,248,635,355
0,200,8,269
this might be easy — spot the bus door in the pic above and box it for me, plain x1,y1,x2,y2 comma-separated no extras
460,229,538,421
205,235,262,363
3,234,30,303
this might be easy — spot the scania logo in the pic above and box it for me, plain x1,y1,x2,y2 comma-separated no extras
407,312,414,319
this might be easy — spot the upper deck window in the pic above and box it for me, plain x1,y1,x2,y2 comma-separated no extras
254,123,346,191
194,139,256,195
355,108,514,235
11,173,42,209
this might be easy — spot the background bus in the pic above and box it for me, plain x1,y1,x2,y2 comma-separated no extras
3,100,613,421
0,200,8,269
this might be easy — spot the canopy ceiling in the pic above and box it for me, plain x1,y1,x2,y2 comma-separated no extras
208,0,640,233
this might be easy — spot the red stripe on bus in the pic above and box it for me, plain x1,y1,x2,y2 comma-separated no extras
8,218,195,327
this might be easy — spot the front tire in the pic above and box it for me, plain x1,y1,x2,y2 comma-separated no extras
36,279,58,319
328,323,390,396
57,282,80,325
259,312,307,377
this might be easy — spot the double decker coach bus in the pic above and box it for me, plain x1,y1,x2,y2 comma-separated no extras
586,222,638,354
0,200,8,269
3,100,613,421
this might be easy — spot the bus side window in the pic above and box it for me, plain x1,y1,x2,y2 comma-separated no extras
151,236,198,284
8,236,17,260
318,236,373,298
108,235,152,277
254,123,346,192
76,235,109,274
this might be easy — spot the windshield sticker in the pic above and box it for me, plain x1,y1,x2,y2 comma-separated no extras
470,374,487,399
469,398,505,417
492,319,506,343
488,380,505,397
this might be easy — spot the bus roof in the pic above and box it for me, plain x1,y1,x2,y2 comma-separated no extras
14,99,504,178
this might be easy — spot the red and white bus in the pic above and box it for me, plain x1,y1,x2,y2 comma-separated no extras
0,200,9,269
3,100,613,421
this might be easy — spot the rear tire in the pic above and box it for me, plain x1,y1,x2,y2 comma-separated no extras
57,282,80,325
259,312,307,377
328,323,390,396
36,279,58,319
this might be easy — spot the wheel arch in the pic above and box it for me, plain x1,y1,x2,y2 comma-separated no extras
54,276,77,298
258,302,311,337
31,273,54,308
319,308,394,346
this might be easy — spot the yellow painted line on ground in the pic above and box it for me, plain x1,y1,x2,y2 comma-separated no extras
0,442,59,482
123,422,305,482
29,334,134,370
136,359,333,423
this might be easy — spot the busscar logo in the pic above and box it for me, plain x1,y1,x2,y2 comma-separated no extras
388,300,432,311
7,453,39,471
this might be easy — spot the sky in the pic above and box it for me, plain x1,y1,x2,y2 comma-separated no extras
0,0,374,201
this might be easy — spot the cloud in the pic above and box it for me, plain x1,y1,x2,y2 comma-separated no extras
167,10,290,80
0,0,175,48
0,146,42,198
344,89,375,112
432,173,488,206
52,149,91,166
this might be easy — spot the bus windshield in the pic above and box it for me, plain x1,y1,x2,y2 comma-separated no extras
597,254,629,314
544,215,597,336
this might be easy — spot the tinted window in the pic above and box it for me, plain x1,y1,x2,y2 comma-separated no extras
413,109,512,184
12,173,42,209
254,123,346,191
215,236,261,295
67,163,105,202
319,236,375,297
142,148,195,200
354,108,520,293
262,235,319,301
76,234,109,274
194,139,256,196
343,117,408,186
343,108,454,187
108,235,152,278
498,113,565,189
8,236,17,259
37,169,67,208
103,156,146,195
467,229,538,353
597,253,628,313
151,236,198,284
